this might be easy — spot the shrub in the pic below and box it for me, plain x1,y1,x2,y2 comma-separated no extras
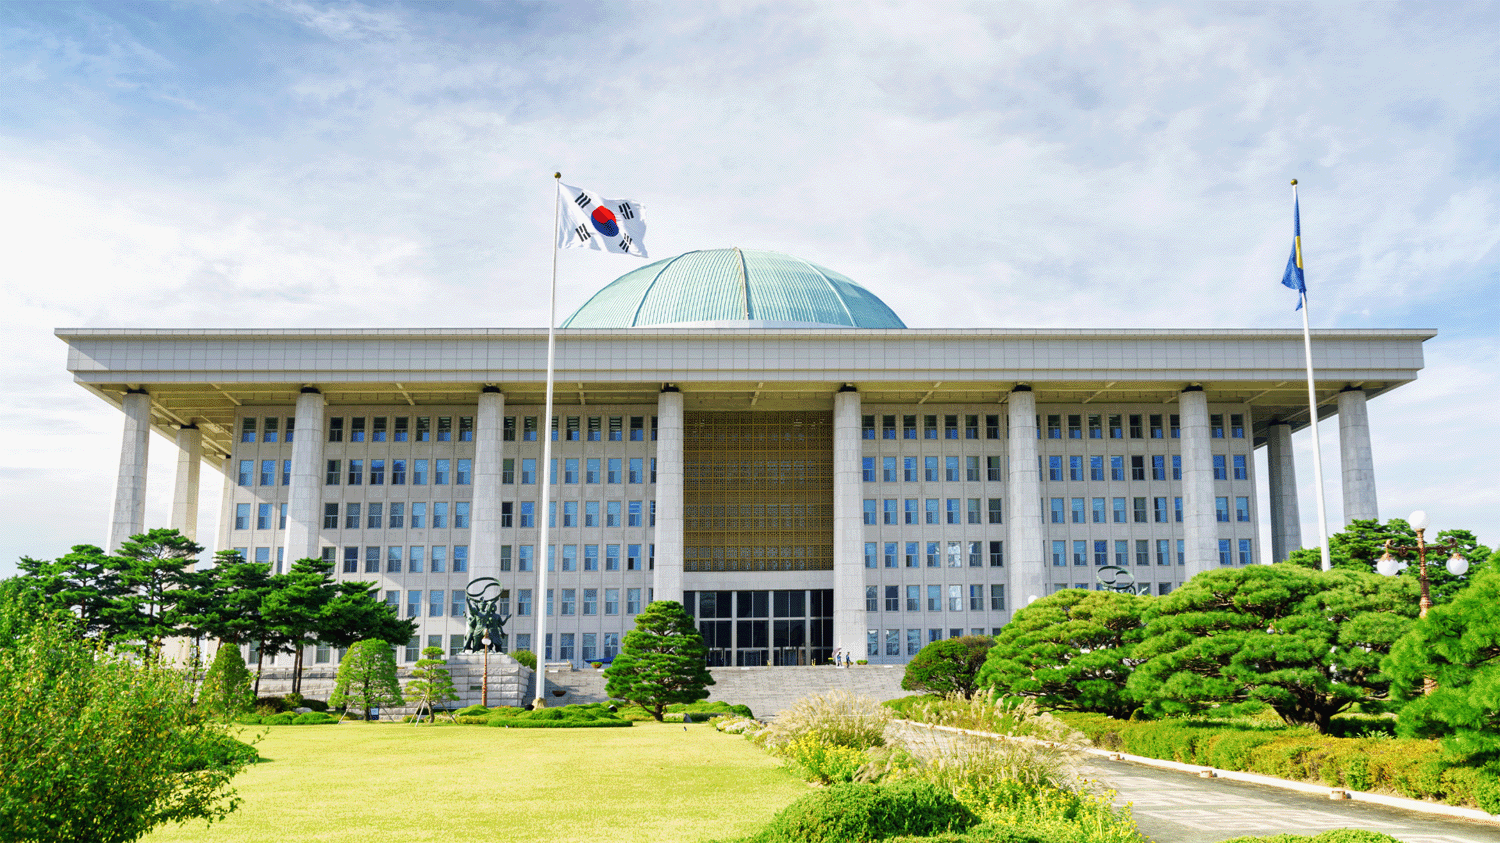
292,711,337,725
903,635,996,699
778,736,868,784
511,649,537,670
455,704,490,717
301,698,330,713
758,780,977,843
173,734,260,772
254,696,291,713
761,691,890,751
197,643,253,719
262,712,295,726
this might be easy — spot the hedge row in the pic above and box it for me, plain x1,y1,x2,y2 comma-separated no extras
235,711,339,726
1058,712,1500,813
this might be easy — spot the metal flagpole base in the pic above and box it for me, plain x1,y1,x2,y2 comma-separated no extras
532,696,547,710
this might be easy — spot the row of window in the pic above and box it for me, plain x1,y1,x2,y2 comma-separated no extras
325,544,469,574
855,412,1247,443
862,498,1003,526
1037,454,1248,483
1047,538,1255,567
384,586,647,620
302,500,660,532
864,540,1005,569
866,627,1003,657
238,457,659,488
1042,495,1252,525
858,453,1248,485
865,583,1007,614
242,414,666,445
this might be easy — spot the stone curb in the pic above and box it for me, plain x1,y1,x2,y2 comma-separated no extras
890,720,1500,827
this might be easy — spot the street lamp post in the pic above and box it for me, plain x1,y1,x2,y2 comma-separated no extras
480,635,491,708
1375,510,1469,619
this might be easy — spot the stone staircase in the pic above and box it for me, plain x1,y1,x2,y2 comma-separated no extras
543,664,908,719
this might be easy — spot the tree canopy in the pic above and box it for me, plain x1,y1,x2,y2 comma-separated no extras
603,600,714,720
1127,564,1419,731
977,589,1148,718
1285,518,1492,606
0,609,249,843
330,639,404,721
405,646,460,723
1385,567,1500,762
901,635,995,699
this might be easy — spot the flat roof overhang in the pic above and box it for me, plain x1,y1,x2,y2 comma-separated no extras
58,326,1435,461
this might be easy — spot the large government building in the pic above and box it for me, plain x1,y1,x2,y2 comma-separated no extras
59,248,1433,668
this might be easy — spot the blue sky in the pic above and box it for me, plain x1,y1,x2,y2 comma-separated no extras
2,1,1497,572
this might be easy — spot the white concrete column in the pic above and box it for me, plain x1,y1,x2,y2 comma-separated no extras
283,388,326,563
107,390,152,551
1337,388,1379,524
1005,387,1046,610
169,425,203,541
471,388,505,581
1179,387,1218,577
831,388,866,658
1266,421,1302,563
652,388,685,603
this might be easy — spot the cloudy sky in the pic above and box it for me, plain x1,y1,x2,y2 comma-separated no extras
2,1,1497,574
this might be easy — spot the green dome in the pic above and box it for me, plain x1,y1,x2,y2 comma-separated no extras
560,248,907,329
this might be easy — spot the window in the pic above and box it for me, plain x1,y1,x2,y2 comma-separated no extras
1136,540,1150,567
1239,538,1253,565
922,499,937,524
627,545,642,571
367,503,383,529
282,459,291,485
1211,414,1225,438
986,414,1001,439
884,542,898,568
1048,456,1063,481
1115,540,1128,567
409,546,425,573
1110,456,1124,481
583,545,598,571
518,589,533,616
406,591,420,619
927,542,941,567
1112,497,1126,523
1133,497,1147,523
583,589,598,615
234,503,250,531
240,417,256,443
328,417,343,442
259,459,275,487
926,585,942,611
1131,456,1146,481
389,503,405,529
585,501,600,527
435,459,450,485
1236,496,1250,522
944,456,959,482
606,544,620,570
946,498,961,524
1071,497,1085,524
862,499,877,525
1095,540,1108,566
1069,455,1083,481
1052,540,1066,567
627,588,642,614
924,415,939,439
1089,455,1103,481
628,457,643,484
862,457,876,483
456,459,472,485
372,416,387,442
455,501,470,529
967,498,981,524
1149,414,1163,439
498,545,511,571
1233,454,1248,480
969,584,984,611
1158,539,1171,566
605,588,620,615
1073,540,1087,566
1154,497,1168,523
1219,539,1233,566
454,545,468,572
413,459,429,485
1092,497,1106,523
350,417,366,442
989,541,1004,567
236,460,252,486
1216,497,1230,523
1172,455,1181,480
606,501,621,527
394,416,410,442
438,417,453,442
279,503,287,529
345,503,360,530
864,543,877,569
1108,414,1123,438
411,502,426,529
1049,498,1065,524
1213,455,1227,480
1045,414,1062,439
521,459,536,484
944,415,959,440
608,458,622,484
905,542,919,568
865,586,878,612
1152,455,1166,481
429,590,444,617
519,546,534,571
1231,414,1245,438
391,459,407,485
564,458,578,484
948,585,963,611
432,502,449,529
1175,497,1183,523
587,416,601,442
924,456,939,482
1129,414,1143,438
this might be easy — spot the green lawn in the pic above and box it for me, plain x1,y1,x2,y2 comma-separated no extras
144,722,809,843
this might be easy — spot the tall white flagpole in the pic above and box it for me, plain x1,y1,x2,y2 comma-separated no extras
534,173,563,706
1292,179,1333,571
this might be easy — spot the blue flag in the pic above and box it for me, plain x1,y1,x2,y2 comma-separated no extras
1281,196,1305,310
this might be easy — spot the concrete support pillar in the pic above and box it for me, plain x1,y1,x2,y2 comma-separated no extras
1266,421,1302,563
108,390,152,551
831,388,866,659
169,425,203,542
283,388,325,563
653,388,685,603
1337,387,1379,524
1005,387,1045,609
472,388,505,581
1179,387,1218,577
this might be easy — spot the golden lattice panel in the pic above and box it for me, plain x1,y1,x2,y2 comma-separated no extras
683,411,833,572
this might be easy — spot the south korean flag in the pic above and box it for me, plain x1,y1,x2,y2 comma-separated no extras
557,183,648,258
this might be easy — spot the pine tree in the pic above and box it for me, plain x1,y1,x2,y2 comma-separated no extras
404,646,460,723
603,600,714,720
329,639,404,721
197,642,254,720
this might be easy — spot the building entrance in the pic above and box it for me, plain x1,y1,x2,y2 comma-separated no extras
684,589,833,667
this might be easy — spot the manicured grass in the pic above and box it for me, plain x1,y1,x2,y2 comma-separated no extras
143,722,809,843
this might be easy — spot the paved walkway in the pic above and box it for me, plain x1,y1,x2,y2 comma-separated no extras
889,721,1500,843
1087,758,1500,843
